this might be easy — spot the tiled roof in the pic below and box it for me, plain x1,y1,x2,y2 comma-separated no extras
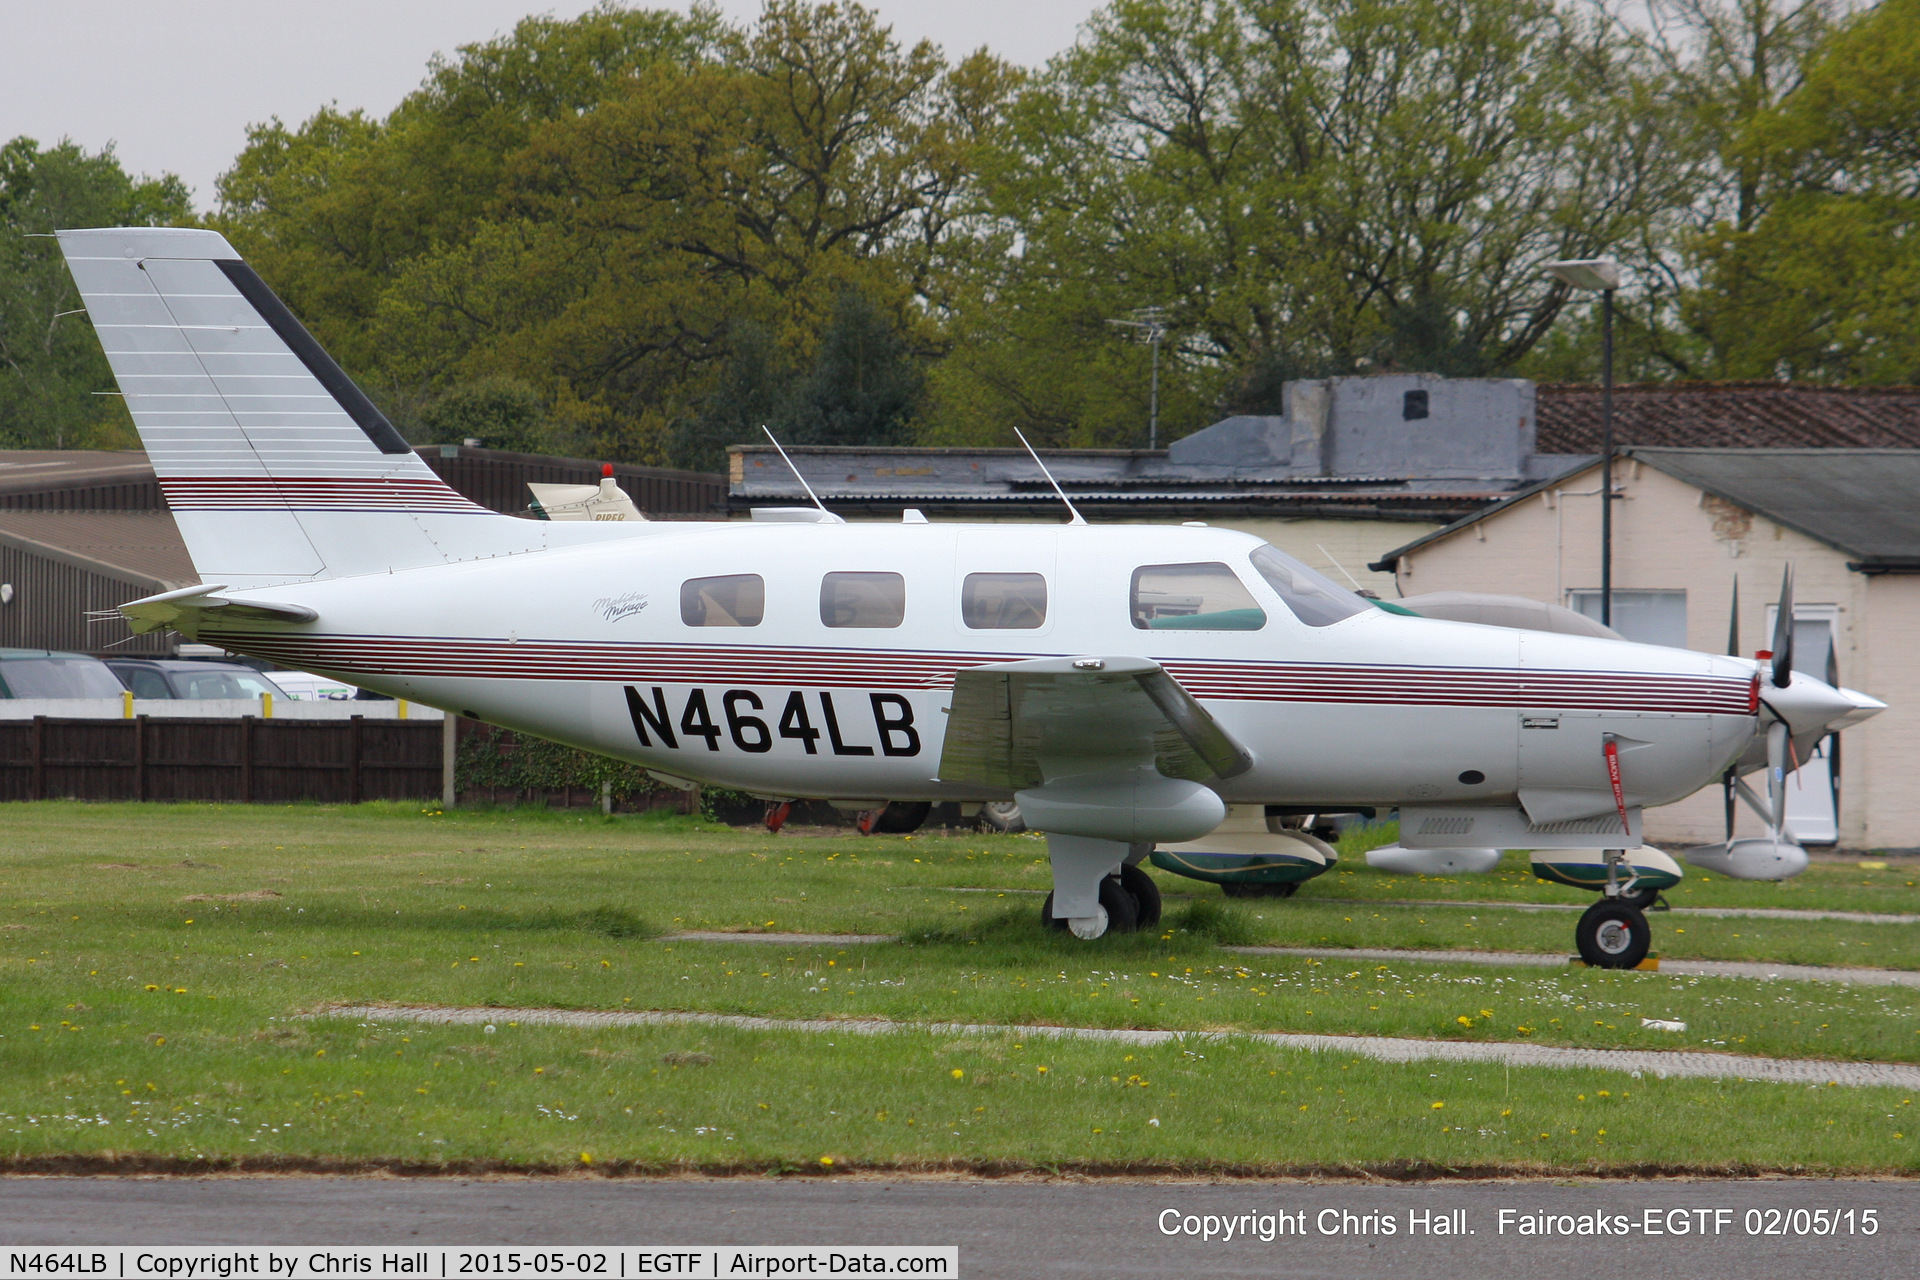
1537,383,1920,452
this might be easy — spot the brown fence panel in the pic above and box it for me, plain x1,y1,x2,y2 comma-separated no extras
0,716,443,804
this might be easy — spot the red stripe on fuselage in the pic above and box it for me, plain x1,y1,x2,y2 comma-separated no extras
195,630,1755,714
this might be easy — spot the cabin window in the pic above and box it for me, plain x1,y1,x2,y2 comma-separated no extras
821,572,906,628
681,574,765,627
1130,562,1266,630
1249,545,1370,627
962,573,1048,629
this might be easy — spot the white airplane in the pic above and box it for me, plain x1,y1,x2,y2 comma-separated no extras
59,227,1885,968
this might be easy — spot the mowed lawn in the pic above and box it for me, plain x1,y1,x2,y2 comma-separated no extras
2,801,1917,1174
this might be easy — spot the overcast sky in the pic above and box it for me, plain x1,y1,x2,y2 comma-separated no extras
1,1,1102,210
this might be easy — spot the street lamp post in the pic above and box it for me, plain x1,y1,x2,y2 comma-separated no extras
1542,258,1622,626
1107,307,1169,450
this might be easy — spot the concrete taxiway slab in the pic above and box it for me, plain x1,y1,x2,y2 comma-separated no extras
1228,945,1920,988
319,1004,1920,1090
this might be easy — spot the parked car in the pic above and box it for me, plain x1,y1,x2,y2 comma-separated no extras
263,671,360,701
102,658,289,701
0,648,127,699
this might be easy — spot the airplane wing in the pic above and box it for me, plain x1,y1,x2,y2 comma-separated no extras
937,656,1254,789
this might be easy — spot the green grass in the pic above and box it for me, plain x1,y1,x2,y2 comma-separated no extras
3,800,1919,1174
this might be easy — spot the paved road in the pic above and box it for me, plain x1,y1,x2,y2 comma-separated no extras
1,1176,1915,1278
324,1005,1920,1090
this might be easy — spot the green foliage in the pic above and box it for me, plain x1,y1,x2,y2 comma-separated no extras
1682,0,1920,382
453,723,660,805
0,137,190,449
416,377,568,454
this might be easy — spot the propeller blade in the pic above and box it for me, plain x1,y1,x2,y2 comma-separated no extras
1722,766,1737,844
1766,719,1790,840
1771,563,1795,688
1727,575,1739,657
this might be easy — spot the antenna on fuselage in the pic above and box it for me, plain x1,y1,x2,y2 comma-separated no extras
761,425,839,522
1012,427,1087,526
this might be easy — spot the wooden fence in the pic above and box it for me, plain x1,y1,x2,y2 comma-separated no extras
0,715,443,804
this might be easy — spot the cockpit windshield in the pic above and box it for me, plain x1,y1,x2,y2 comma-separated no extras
1248,544,1371,627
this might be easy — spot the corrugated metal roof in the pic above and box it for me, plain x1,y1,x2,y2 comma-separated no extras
0,510,197,587
0,449,155,498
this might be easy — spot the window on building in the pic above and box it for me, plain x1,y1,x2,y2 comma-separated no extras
1131,563,1266,630
821,572,906,628
1402,389,1430,420
1248,545,1370,627
681,574,765,627
1567,589,1687,648
962,573,1048,629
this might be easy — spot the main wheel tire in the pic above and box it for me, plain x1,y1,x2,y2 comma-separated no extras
1119,863,1162,929
977,800,1025,834
1221,881,1298,899
1575,900,1651,969
1040,877,1141,936
864,801,931,835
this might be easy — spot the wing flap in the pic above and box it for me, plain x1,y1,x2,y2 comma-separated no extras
938,656,1253,789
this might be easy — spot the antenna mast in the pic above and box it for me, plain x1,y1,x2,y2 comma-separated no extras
1013,428,1087,525
762,426,839,520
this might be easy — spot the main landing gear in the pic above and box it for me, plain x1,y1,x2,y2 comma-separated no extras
1575,847,1654,969
1041,862,1162,940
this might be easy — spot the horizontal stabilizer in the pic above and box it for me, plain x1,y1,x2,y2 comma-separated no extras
120,583,316,635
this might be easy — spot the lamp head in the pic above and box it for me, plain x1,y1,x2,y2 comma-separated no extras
1543,258,1621,291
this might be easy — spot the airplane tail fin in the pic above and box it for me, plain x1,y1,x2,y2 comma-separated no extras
57,227,543,588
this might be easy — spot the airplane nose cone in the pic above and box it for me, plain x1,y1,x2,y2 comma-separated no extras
1767,672,1880,735
1832,685,1888,730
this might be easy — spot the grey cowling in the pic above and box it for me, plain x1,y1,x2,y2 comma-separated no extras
1395,592,1624,640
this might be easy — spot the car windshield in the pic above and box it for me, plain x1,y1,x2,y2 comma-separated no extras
0,657,127,699
175,668,286,700
1248,545,1371,627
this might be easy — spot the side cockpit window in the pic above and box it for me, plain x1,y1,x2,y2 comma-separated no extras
1130,562,1266,630
1249,544,1369,627
681,574,765,627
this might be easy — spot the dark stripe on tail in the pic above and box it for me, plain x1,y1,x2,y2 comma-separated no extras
212,258,412,455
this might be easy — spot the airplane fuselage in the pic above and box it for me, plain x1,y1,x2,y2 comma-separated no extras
186,519,1759,815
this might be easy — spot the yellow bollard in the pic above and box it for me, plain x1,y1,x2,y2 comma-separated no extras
122,689,134,720
262,691,273,719
398,699,409,720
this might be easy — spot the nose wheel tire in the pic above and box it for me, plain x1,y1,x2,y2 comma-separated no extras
1222,881,1298,899
1576,900,1651,969
1042,876,1141,938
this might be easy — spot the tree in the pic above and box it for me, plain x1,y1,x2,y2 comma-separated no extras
374,2,1005,462
1682,0,1920,382
927,0,1693,446
0,138,190,449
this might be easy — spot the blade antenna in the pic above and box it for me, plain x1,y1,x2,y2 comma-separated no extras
761,426,835,519
1012,427,1087,525
1727,575,1739,657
